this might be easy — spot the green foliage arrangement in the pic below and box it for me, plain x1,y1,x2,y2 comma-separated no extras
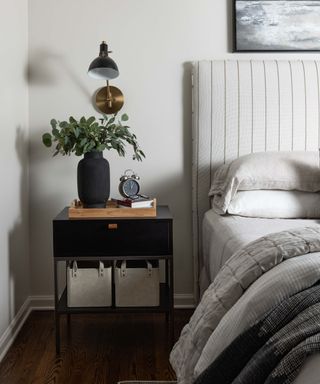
42,113,145,161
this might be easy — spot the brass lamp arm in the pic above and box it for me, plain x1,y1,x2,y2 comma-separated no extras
106,81,113,109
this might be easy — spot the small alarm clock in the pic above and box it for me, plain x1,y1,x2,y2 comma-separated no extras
119,169,140,199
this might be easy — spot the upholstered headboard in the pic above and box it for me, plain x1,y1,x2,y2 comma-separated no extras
192,59,320,301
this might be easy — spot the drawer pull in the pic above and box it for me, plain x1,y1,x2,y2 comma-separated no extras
108,223,118,230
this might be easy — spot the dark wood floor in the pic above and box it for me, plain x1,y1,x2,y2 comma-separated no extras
0,310,193,384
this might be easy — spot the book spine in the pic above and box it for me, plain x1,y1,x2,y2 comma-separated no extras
117,201,133,207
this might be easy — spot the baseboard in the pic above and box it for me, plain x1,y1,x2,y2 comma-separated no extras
0,298,31,362
0,295,56,363
29,295,55,310
173,293,195,308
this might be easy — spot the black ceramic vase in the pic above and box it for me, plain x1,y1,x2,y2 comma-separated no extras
77,151,110,208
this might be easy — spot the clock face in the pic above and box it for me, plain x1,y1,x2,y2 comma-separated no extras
122,178,140,197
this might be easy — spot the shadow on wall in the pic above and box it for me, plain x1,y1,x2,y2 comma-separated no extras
8,127,29,320
26,48,91,100
28,126,74,296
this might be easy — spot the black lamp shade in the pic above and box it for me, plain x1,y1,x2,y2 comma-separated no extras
88,56,119,80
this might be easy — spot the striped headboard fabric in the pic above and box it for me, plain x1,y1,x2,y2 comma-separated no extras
192,60,320,300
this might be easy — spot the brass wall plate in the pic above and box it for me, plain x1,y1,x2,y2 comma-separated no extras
96,85,124,114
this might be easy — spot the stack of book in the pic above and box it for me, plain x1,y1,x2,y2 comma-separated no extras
112,197,154,208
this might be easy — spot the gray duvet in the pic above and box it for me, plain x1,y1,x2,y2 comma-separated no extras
170,227,320,383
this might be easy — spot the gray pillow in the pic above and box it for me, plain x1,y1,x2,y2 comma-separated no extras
209,151,320,214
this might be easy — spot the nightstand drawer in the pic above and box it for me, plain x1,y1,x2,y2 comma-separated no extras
53,219,172,257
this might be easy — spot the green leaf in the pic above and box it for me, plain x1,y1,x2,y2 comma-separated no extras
69,116,77,124
121,113,129,121
96,144,106,152
87,116,96,125
80,138,87,147
52,127,59,137
42,133,52,147
50,119,57,129
80,116,86,124
59,121,68,129
91,122,99,130
74,127,80,138
83,143,89,152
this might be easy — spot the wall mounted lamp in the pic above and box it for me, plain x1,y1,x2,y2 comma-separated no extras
88,41,124,114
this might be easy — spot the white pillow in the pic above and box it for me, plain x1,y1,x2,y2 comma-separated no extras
228,190,320,218
209,151,320,214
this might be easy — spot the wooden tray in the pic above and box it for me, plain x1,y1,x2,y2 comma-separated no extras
68,199,157,219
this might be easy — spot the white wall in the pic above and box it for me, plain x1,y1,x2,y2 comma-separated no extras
28,0,320,300
0,0,29,338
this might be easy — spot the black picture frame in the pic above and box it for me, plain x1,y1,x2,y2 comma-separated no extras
233,0,320,53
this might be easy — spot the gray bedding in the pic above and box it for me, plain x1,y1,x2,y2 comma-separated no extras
170,227,320,384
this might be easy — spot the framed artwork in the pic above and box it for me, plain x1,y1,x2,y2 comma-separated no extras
234,0,320,52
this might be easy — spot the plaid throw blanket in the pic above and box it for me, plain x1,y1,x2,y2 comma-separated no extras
194,283,320,384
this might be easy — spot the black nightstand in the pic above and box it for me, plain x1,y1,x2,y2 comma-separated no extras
52,206,173,354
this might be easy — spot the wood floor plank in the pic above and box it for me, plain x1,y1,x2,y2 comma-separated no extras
0,310,192,384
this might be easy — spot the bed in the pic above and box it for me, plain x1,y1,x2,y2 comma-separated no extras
170,60,320,384
202,211,320,292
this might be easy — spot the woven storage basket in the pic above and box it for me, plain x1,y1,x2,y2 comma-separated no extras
67,261,112,307
115,260,160,307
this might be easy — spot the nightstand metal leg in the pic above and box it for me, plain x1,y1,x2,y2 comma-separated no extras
165,259,169,289
54,259,61,354
169,257,174,346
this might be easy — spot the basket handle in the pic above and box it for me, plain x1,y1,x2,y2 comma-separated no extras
71,261,105,277
120,261,153,277
72,261,78,277
98,261,104,277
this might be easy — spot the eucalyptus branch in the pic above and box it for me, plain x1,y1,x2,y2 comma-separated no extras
42,113,145,161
